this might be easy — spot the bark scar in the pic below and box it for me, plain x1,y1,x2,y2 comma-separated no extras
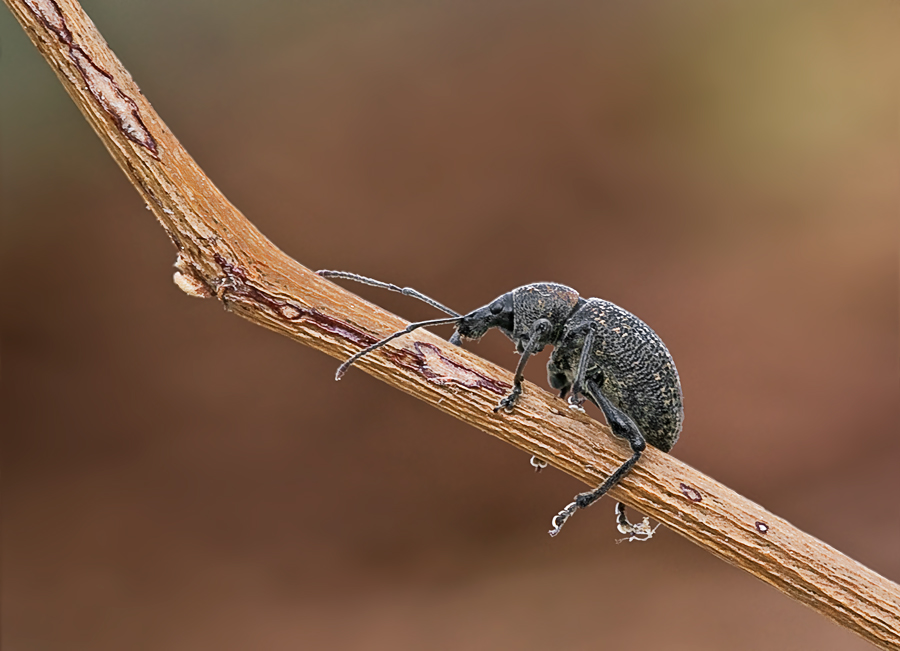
402,342,508,395
679,483,703,502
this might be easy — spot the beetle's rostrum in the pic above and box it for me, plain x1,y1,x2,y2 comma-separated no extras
317,270,684,538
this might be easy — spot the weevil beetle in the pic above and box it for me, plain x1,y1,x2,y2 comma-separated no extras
317,271,684,538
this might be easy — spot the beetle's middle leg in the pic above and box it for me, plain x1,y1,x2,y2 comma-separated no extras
549,379,646,536
566,325,596,412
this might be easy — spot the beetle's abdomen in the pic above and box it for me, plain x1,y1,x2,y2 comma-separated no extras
551,298,683,452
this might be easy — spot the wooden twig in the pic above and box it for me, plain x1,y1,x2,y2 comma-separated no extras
6,1,900,648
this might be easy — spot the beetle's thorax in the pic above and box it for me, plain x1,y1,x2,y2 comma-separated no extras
510,283,582,349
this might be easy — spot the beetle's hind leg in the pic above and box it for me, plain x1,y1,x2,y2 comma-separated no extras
549,378,646,537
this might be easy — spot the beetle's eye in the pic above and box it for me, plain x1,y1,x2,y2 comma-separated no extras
490,301,504,315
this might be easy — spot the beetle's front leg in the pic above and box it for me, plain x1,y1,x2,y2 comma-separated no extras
494,318,553,413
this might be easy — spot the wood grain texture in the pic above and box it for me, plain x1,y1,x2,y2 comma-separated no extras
6,1,899,648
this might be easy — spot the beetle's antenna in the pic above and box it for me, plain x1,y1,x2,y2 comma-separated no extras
336,315,462,380
317,270,461,317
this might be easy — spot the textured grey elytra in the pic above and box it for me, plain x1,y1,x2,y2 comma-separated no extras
548,297,683,453
317,271,683,538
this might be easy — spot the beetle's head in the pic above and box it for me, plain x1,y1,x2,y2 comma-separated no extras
450,291,515,344
449,283,581,350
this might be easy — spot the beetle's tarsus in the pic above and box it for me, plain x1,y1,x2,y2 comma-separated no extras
549,501,578,537
616,517,660,543
567,394,586,413
614,502,659,542
494,386,522,413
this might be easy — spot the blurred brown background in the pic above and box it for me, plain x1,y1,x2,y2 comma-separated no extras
2,0,898,649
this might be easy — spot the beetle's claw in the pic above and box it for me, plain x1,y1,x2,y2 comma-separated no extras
530,456,548,472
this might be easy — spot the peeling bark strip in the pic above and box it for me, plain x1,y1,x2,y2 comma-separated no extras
23,0,69,41
6,1,900,648
213,254,375,348
23,0,159,157
67,46,159,155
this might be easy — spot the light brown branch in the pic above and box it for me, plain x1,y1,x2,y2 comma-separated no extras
6,1,900,648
